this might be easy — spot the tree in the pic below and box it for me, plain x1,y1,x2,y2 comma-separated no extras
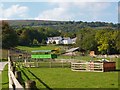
33,39,39,46
95,30,117,54
2,21,18,49
115,30,120,52
17,27,47,46
76,28,97,52
18,29,32,46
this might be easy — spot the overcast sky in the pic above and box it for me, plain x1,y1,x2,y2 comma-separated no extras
0,0,119,23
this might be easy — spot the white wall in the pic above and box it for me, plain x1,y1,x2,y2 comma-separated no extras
63,39,72,44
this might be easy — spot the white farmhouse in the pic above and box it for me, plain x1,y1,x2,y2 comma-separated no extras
62,37,72,44
71,37,77,44
47,36,77,45
47,36,63,44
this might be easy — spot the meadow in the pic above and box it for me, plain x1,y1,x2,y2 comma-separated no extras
17,58,119,89
1,45,119,89
16,45,63,52
19,67,118,89
16,45,115,61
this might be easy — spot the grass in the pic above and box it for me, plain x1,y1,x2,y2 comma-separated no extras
1,64,9,89
16,58,119,89
15,46,120,89
16,45,63,52
57,55,100,60
20,67,118,89
17,45,118,61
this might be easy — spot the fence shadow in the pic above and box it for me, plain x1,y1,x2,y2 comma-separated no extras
26,68,52,90
114,69,120,72
18,67,30,80
2,82,9,85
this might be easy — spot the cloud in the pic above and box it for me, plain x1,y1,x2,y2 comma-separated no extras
1,0,119,2
0,2,117,23
0,4,29,20
35,2,113,21
35,3,74,21
45,0,119,2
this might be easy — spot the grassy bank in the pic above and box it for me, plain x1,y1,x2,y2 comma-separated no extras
1,64,9,89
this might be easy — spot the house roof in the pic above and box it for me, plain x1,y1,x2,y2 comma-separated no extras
48,36,62,40
66,47,79,52
71,37,77,41
63,37,70,40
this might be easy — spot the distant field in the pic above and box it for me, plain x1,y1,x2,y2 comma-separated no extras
16,45,119,63
16,45,64,52
0,49,8,59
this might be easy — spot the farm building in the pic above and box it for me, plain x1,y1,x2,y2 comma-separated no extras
46,36,77,45
71,37,77,44
62,37,72,44
64,47,79,56
31,50,57,59
46,36,63,44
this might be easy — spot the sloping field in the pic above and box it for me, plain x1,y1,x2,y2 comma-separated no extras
20,67,118,89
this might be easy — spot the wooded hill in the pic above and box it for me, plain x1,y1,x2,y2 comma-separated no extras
4,20,118,30
1,20,120,54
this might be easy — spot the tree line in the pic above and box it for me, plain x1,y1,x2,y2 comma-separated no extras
1,21,120,55
76,28,120,54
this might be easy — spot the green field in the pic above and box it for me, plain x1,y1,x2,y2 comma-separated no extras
1,45,119,89
1,64,9,89
1,62,119,89
16,45,115,61
17,58,119,89
16,45,63,52
19,67,118,89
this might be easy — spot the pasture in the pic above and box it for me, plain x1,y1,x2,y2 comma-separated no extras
1,45,119,89
16,58,119,89
16,45,116,61
1,60,119,89
15,45,119,89
16,45,64,52
19,67,118,89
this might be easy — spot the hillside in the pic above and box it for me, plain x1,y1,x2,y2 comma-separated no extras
3,20,117,28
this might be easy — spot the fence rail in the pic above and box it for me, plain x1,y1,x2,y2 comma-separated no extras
71,62,104,72
8,56,24,90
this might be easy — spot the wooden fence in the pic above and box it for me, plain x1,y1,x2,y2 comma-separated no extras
8,56,24,90
71,61,116,72
24,61,71,68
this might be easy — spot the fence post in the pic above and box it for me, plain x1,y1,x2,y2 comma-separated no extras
25,80,36,90
15,71,22,84
62,61,64,68
11,66,16,75
49,62,52,68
